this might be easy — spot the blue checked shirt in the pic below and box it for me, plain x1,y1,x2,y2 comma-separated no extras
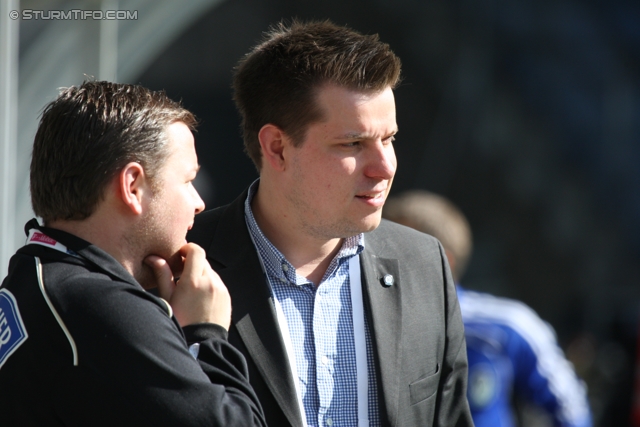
244,181,380,427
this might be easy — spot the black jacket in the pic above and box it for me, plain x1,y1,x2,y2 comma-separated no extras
0,219,266,427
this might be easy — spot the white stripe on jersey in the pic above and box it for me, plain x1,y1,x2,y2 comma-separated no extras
35,257,78,366
458,289,590,424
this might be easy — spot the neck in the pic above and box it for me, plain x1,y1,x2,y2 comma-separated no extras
252,181,342,285
46,213,142,281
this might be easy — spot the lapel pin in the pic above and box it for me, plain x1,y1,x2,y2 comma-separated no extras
382,274,394,287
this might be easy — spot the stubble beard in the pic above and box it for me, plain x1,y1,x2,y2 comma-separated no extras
127,190,183,289
286,172,381,241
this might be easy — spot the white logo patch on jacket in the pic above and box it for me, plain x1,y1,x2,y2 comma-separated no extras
0,289,28,369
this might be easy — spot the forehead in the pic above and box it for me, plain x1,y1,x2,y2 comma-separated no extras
311,84,397,135
165,121,194,147
163,122,197,166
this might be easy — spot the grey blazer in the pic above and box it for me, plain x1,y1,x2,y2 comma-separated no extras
187,189,473,427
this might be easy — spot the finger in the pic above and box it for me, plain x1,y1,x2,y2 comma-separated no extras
180,243,207,283
144,255,175,301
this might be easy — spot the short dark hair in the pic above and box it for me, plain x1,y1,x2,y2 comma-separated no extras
233,20,402,170
30,80,197,223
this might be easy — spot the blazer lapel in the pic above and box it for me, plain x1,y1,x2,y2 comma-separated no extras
205,194,304,427
360,239,402,426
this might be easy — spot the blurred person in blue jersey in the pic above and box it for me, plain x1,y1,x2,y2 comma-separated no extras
383,189,592,427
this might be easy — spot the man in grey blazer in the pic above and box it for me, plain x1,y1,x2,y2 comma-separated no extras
188,20,473,427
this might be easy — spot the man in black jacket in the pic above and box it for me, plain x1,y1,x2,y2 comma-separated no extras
0,81,266,427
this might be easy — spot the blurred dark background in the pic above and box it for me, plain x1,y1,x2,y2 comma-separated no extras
135,1,640,424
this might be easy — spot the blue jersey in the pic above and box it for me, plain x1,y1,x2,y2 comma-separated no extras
457,286,592,427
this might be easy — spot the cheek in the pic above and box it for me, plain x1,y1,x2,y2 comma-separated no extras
313,152,355,175
163,189,189,222
293,152,354,199
325,160,357,194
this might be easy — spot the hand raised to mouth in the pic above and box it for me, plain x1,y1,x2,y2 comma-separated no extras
145,243,231,329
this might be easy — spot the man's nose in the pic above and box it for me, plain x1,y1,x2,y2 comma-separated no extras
193,186,205,214
365,140,397,180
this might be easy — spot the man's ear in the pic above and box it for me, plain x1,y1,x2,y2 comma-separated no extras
258,124,289,171
118,162,148,215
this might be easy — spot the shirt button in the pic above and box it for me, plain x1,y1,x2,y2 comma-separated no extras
282,263,289,272
321,355,329,365
326,418,333,426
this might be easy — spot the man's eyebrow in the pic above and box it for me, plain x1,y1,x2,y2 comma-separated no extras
335,132,368,140
334,129,399,140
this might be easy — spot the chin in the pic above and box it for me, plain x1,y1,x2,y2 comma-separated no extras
361,222,381,233
361,212,383,231
344,217,381,237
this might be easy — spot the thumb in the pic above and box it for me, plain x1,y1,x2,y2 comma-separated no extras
144,255,175,301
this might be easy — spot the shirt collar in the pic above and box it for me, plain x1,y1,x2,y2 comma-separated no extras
21,218,140,288
244,179,364,285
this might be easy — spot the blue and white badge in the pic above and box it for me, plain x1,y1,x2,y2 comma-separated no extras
0,289,28,369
